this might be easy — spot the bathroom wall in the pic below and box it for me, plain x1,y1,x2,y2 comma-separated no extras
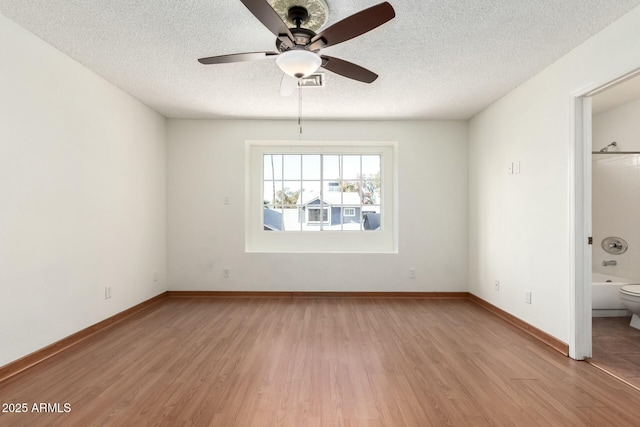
592,96,640,281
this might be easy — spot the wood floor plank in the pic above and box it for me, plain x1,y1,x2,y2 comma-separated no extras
2,297,640,426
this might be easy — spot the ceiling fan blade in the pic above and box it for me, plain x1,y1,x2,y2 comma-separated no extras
198,52,278,64
320,56,378,83
280,74,299,96
308,2,395,51
240,0,296,48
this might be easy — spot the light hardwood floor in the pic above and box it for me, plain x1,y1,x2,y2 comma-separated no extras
1,297,640,426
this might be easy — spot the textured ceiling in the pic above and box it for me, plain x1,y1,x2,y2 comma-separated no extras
2,0,639,120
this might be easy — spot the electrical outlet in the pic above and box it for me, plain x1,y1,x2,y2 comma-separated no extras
223,268,230,278
409,268,416,278
495,281,500,291
525,290,532,304
153,271,158,282
224,196,230,205
105,286,112,299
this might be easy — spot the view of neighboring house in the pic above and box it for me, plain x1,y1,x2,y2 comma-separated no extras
263,190,380,231
262,152,382,231
301,191,362,226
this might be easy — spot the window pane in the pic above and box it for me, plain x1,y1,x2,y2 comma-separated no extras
341,182,360,206
302,155,320,180
362,155,380,179
362,209,381,231
283,155,301,180
361,180,381,205
341,206,361,230
264,155,282,180
263,155,273,180
263,207,283,231
282,207,300,231
280,181,302,206
341,181,359,192
342,155,360,179
324,180,340,194
264,181,282,205
301,181,321,204
323,155,340,180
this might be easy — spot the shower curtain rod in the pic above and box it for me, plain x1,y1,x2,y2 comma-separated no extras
593,142,640,154
592,151,640,154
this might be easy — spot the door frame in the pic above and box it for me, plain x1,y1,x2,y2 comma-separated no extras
571,67,640,360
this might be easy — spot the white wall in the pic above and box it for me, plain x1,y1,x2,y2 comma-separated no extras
167,120,467,292
592,97,640,280
468,6,640,342
0,15,167,367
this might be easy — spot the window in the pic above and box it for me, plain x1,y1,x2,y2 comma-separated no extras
246,141,396,253
262,153,381,231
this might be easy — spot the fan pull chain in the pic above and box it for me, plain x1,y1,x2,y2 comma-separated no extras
298,85,303,135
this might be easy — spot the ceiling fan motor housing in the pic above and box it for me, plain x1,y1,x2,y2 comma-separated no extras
276,27,316,52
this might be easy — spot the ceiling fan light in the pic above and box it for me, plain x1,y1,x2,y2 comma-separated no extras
276,50,321,79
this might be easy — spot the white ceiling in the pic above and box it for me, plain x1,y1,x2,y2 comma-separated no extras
2,0,639,120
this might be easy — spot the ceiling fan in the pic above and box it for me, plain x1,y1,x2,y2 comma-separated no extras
198,0,395,85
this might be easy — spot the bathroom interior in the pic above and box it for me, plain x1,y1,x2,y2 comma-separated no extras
590,75,640,389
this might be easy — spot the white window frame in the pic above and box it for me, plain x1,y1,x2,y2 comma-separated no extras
246,140,397,253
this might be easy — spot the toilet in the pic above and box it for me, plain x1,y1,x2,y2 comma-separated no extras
619,285,640,330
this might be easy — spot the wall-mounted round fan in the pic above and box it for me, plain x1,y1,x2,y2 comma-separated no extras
198,0,395,84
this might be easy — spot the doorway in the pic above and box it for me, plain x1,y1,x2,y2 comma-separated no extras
573,69,640,384
587,76,640,388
